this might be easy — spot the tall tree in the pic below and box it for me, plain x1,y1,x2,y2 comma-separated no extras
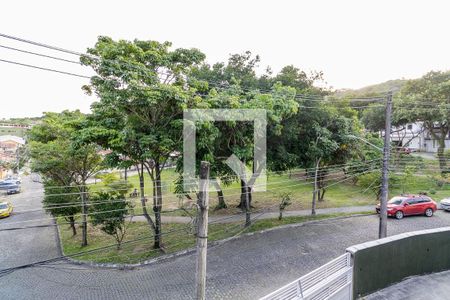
395,71,450,173
81,37,206,249
29,111,103,246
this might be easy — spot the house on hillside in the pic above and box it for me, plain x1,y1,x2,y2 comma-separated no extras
0,135,25,153
0,135,25,178
390,122,450,153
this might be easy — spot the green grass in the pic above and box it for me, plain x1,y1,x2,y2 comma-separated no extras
89,160,450,218
58,211,372,264
0,127,27,137
89,169,380,216
88,158,450,219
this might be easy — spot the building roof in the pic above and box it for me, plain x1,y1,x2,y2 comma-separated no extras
0,135,25,145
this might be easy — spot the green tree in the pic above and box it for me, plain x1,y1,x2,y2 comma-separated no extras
395,71,450,173
28,111,103,246
90,191,132,250
361,104,386,133
80,36,206,249
43,180,81,236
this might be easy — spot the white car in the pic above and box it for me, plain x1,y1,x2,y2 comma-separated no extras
7,176,21,184
440,198,450,211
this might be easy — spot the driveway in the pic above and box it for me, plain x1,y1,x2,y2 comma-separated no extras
3,179,450,299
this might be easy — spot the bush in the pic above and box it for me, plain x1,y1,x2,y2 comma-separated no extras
357,171,399,200
428,174,450,188
90,191,132,249
278,192,292,220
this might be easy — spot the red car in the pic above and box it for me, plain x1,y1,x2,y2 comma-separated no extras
376,195,437,220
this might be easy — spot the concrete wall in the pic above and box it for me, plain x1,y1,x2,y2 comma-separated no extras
346,227,450,298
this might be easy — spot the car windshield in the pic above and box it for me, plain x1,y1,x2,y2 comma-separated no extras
0,204,8,209
388,197,405,205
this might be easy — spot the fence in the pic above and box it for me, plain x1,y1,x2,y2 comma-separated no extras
260,253,352,300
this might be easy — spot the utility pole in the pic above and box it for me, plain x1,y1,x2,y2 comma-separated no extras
379,92,393,239
195,161,210,300
242,162,251,227
311,157,321,216
80,184,88,246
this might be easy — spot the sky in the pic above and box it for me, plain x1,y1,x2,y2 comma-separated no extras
0,0,449,118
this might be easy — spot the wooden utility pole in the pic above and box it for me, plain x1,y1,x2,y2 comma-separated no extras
196,161,210,300
80,185,88,246
242,164,251,227
311,157,321,216
379,92,393,239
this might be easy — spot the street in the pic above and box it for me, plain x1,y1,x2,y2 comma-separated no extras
3,178,450,299
0,176,59,269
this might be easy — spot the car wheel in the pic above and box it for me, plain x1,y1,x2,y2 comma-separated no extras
425,208,434,217
395,211,404,220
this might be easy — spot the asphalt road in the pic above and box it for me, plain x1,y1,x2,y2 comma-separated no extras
3,178,450,299
0,177,59,269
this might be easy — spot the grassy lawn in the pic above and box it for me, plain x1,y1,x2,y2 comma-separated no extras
87,157,450,219
58,211,373,264
89,168,379,216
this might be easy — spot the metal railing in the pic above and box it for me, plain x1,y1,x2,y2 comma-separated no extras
260,253,352,300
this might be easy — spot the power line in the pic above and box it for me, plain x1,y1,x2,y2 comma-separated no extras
0,58,90,79
0,44,81,64
0,32,390,103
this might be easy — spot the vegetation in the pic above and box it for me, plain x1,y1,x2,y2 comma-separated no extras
395,71,450,173
20,35,450,265
90,192,132,250
28,111,104,246
278,192,292,220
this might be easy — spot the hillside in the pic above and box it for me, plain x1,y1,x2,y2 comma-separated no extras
0,117,40,137
335,78,408,98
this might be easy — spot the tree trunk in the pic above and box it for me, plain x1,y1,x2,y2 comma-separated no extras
80,185,88,247
213,181,227,210
317,170,327,201
311,157,321,215
124,167,128,181
426,123,448,175
237,179,252,210
69,215,77,236
138,164,156,231
153,166,163,249
438,138,447,175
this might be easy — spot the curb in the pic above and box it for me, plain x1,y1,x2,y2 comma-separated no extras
59,211,374,270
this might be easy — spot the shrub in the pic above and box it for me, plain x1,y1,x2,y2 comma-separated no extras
278,192,292,220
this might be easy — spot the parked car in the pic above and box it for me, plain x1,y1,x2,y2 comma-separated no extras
398,147,411,154
0,180,20,190
7,176,21,184
0,201,13,218
6,184,20,195
376,195,437,220
0,180,16,190
440,198,450,211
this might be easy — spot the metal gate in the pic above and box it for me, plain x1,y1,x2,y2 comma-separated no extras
260,253,353,300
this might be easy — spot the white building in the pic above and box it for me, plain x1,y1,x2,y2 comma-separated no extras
390,122,450,153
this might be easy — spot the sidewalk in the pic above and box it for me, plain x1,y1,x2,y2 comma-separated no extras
133,205,375,224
